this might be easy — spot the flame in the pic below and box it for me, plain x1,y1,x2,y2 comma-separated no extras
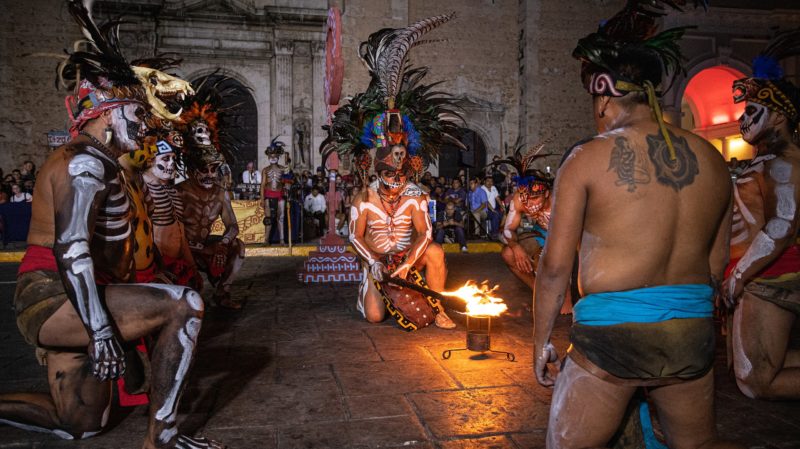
441,280,508,316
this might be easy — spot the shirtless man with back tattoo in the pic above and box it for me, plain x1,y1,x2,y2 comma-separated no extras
533,3,740,447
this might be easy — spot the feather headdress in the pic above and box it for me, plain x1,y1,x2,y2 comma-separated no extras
573,0,706,160
489,141,554,193
54,1,193,136
179,74,251,172
733,29,800,124
323,14,464,184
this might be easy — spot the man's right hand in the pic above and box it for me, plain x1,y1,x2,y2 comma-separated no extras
370,261,386,282
534,342,559,387
88,327,126,381
513,245,533,273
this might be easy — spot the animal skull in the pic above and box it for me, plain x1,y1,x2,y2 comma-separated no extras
132,66,195,121
739,102,769,144
191,120,212,146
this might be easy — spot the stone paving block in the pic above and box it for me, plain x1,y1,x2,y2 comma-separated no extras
438,435,517,449
408,386,548,438
201,425,278,449
334,358,458,397
206,372,346,428
277,333,381,367
374,344,431,362
344,393,413,420
509,430,547,449
276,416,427,449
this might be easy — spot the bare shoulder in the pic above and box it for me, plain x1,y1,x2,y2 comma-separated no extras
765,148,800,183
557,135,610,181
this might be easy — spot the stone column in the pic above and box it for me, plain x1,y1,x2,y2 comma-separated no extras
311,40,326,171
274,39,294,156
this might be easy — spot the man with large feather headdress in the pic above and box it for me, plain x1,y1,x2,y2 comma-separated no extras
723,29,800,400
323,14,464,331
532,1,742,448
0,2,224,448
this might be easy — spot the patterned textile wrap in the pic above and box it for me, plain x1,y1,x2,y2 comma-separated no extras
375,268,441,332
162,255,202,290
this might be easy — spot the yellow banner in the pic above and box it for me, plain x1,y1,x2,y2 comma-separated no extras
211,199,266,244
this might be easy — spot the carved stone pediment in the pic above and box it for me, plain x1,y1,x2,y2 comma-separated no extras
178,0,256,16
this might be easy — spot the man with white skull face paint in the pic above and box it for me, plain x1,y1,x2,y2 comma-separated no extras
492,145,575,315
177,84,246,310
143,140,201,289
325,14,462,331
724,29,800,400
1,3,224,448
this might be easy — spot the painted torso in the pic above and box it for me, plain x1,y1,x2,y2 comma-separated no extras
730,156,770,259
176,178,225,245
144,177,187,259
123,168,157,271
358,183,426,256
29,141,134,281
263,164,288,192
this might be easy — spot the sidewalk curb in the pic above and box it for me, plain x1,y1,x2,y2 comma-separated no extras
0,242,503,262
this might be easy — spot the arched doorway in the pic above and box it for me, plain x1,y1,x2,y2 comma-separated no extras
191,74,258,182
681,65,753,161
437,128,487,179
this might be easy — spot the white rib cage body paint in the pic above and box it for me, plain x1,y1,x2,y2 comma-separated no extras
145,181,185,226
156,317,202,422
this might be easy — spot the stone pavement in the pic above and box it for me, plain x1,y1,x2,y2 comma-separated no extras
0,254,799,449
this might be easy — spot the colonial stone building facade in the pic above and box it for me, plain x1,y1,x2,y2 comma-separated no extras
1,0,799,176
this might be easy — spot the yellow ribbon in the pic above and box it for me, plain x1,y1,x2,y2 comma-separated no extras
644,80,676,161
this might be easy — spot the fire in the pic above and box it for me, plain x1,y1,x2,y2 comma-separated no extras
441,280,508,316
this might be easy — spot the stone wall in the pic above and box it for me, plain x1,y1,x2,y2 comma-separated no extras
0,0,81,173
3,0,800,177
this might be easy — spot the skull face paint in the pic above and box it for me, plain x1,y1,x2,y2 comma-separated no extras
110,104,146,152
193,163,221,189
739,102,769,144
190,120,212,146
151,153,176,182
378,169,407,195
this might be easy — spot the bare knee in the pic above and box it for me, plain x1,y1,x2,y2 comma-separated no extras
501,246,514,266
735,369,776,399
425,243,445,269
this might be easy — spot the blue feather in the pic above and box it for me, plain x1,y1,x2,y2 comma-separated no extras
403,116,421,155
752,55,784,80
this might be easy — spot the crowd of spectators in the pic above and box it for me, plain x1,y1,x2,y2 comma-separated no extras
240,161,519,248
0,160,37,204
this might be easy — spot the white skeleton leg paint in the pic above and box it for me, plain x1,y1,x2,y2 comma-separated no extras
147,284,204,311
774,183,796,221
156,317,201,422
160,426,179,444
356,264,369,317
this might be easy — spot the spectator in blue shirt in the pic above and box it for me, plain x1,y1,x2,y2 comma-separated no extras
468,177,488,237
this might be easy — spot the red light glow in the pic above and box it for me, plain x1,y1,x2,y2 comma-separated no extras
684,66,746,129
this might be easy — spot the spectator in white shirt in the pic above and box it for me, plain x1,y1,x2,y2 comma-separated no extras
481,177,501,239
241,161,261,184
304,186,327,236
10,184,32,203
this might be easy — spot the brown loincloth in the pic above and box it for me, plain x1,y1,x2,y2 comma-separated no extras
14,270,68,347
744,281,800,315
569,318,715,387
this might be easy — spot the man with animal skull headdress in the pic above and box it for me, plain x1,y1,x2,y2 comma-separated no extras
177,87,245,310
724,29,800,400
326,14,464,330
533,1,741,448
0,2,223,448
261,137,292,244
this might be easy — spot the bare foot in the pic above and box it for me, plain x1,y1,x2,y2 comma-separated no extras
213,293,243,310
175,435,226,448
435,312,456,329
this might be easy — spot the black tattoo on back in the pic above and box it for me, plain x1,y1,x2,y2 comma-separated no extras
646,130,699,191
608,136,651,192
